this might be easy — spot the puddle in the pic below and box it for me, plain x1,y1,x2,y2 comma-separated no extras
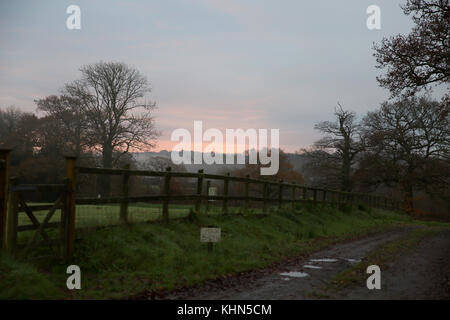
345,258,361,263
282,278,291,281
309,258,338,263
303,265,322,269
280,272,309,278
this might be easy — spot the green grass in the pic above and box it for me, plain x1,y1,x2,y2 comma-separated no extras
0,254,64,299
1,204,418,299
18,202,241,229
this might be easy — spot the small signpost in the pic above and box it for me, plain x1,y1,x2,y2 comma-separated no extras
200,226,221,252
208,186,217,201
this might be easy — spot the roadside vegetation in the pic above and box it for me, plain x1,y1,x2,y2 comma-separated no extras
0,204,423,299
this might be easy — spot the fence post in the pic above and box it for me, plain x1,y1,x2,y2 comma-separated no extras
222,173,229,214
64,156,77,261
323,189,327,203
205,180,211,213
120,163,130,223
302,187,307,200
5,177,18,255
244,175,250,212
195,169,204,213
60,178,69,259
262,181,268,214
278,180,283,209
0,148,11,251
313,188,317,203
291,183,296,211
162,167,171,224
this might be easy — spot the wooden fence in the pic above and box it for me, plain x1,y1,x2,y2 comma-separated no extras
0,153,401,261
75,161,401,223
0,151,76,261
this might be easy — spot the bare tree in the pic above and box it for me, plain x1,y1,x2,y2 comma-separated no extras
233,150,304,197
35,95,87,157
0,106,39,164
0,106,24,140
373,0,450,97
361,96,449,213
302,103,364,191
65,61,159,196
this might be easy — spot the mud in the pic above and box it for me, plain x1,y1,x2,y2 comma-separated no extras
166,227,450,300
335,230,450,300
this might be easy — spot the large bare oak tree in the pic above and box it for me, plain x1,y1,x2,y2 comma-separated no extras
64,61,159,196
361,96,449,213
302,104,364,192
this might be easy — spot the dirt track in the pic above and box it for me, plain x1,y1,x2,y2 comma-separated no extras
166,227,450,300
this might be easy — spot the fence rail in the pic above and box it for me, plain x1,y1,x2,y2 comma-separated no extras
75,163,401,222
0,152,402,261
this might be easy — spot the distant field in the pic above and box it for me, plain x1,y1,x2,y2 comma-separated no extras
18,202,242,229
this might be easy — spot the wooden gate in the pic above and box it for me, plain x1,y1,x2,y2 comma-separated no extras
0,151,76,261
4,180,66,259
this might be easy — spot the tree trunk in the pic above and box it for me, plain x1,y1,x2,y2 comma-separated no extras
341,151,352,192
100,144,113,197
403,183,414,215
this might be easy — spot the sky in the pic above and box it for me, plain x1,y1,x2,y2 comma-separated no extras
0,0,430,153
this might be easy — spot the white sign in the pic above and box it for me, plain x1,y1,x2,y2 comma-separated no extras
200,227,221,243
208,187,217,202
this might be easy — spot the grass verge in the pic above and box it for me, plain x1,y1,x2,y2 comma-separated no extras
0,204,417,299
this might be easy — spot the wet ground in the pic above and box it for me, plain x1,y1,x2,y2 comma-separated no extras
336,230,450,300
165,227,450,300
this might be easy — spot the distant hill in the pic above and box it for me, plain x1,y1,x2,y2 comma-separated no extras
132,150,308,174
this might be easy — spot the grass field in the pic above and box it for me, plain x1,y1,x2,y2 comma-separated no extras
18,202,239,229
3,203,446,299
